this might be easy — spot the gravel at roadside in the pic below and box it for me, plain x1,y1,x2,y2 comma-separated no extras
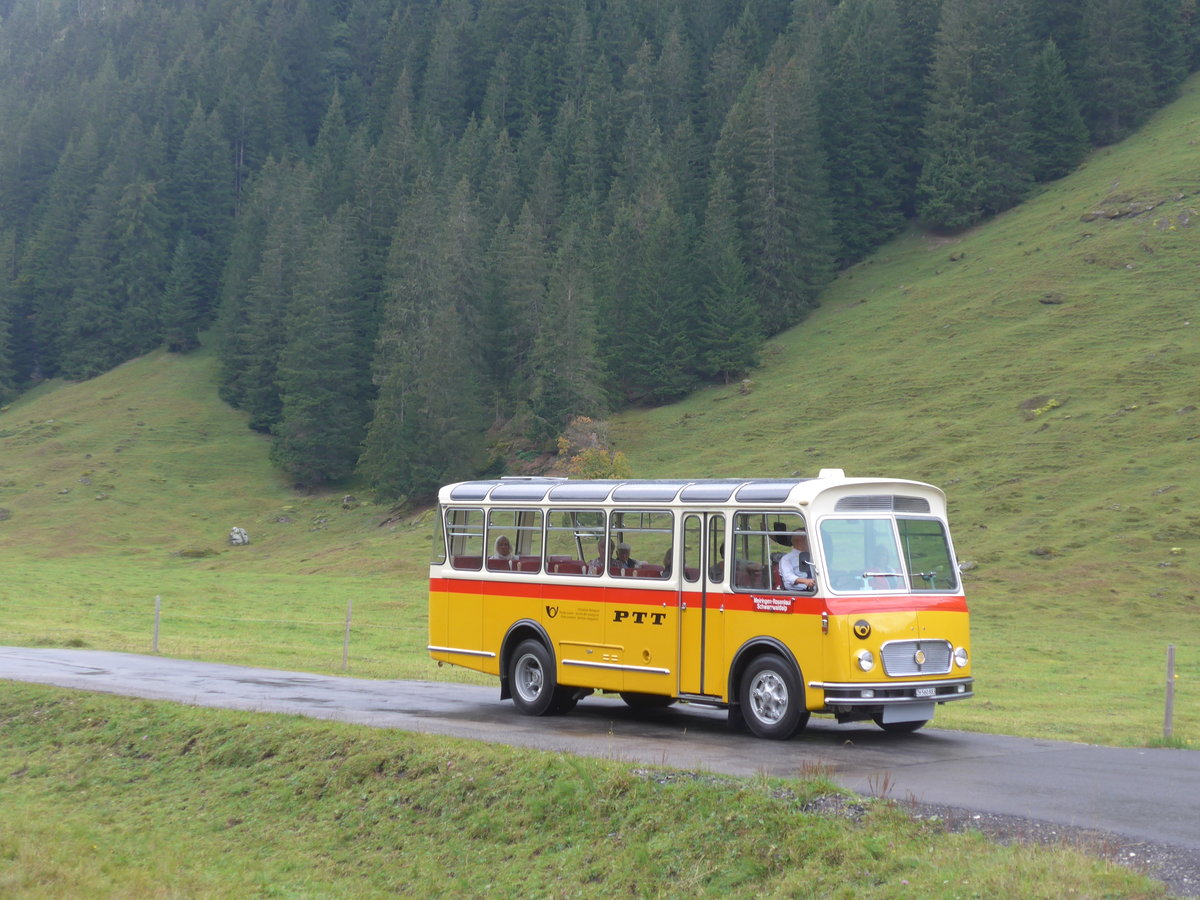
904,802,1200,899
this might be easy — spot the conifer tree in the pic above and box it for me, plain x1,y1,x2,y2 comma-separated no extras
740,47,834,331
0,230,16,401
223,164,314,432
695,170,760,383
11,127,104,380
162,238,205,353
271,207,370,486
1026,40,1089,181
917,0,1035,230
359,177,487,500
486,203,549,400
1078,0,1155,144
818,0,908,261
528,223,605,438
171,104,232,323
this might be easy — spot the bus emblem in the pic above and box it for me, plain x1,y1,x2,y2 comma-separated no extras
853,619,871,639
914,649,927,665
546,605,559,618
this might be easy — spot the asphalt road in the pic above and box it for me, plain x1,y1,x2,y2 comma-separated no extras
3,646,1198,895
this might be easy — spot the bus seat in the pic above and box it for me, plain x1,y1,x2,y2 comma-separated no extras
486,558,514,572
735,560,767,589
635,563,664,578
683,566,700,581
452,555,483,570
551,560,587,575
517,556,541,572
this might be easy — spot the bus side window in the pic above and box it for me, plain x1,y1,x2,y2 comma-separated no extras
447,507,484,570
545,509,603,576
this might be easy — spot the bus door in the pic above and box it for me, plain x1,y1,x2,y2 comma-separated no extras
441,507,485,655
678,513,726,697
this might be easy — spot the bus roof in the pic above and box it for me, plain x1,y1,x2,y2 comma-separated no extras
439,469,945,510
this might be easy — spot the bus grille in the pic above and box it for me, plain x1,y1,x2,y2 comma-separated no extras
880,640,953,676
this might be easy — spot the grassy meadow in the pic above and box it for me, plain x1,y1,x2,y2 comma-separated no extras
0,682,1171,899
1,70,1199,900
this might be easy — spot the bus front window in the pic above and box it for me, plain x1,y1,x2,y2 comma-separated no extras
897,518,959,591
820,517,959,593
820,518,904,592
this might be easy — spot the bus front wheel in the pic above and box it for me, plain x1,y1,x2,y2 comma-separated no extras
509,639,560,717
739,654,809,740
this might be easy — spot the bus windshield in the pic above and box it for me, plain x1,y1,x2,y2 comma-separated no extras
820,517,958,593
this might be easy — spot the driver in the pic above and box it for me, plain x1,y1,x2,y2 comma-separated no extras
779,529,815,591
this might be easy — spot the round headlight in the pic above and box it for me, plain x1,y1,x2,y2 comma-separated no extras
855,649,875,672
953,646,969,668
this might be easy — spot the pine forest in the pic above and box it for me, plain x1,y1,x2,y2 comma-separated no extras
0,0,1196,500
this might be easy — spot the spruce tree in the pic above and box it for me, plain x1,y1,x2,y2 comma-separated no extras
818,0,909,261
1026,40,1089,181
162,238,205,353
695,170,761,383
740,47,834,331
171,104,232,323
359,177,487,500
1078,0,1155,144
271,208,370,486
917,0,1035,230
528,223,605,438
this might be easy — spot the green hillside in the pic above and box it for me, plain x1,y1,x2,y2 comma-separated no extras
612,75,1200,744
3,78,1198,749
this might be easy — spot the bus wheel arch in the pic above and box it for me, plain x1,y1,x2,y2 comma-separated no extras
499,621,552,701
730,640,810,740
500,622,578,717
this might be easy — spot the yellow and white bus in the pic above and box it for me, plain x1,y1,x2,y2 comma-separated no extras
428,468,972,738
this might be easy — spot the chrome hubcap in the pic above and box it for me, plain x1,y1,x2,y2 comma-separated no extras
749,670,788,723
514,653,544,702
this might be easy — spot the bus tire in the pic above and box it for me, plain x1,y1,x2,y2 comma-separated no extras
873,716,928,734
509,639,559,716
739,653,809,740
619,691,676,711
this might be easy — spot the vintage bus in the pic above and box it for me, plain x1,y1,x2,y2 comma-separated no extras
428,469,972,738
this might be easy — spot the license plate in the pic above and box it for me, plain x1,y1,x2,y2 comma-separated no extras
915,687,936,698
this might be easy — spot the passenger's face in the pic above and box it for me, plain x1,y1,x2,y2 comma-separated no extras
792,534,808,551
497,538,511,555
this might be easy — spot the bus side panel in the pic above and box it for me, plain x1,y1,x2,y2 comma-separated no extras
479,578,540,678
428,576,450,663
723,592,827,710
438,577,483,667
540,579,623,692
605,582,678,695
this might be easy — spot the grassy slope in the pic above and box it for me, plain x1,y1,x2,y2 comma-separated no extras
2,683,1166,899
611,76,1200,746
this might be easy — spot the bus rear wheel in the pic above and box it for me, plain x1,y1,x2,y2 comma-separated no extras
509,639,560,716
740,654,809,740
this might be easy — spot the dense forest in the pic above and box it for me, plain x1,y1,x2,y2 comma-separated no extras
0,0,1196,499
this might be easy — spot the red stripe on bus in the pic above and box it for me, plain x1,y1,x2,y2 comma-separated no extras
430,576,967,614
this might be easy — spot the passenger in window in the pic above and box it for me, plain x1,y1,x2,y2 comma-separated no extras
588,539,612,575
779,530,815,591
661,547,673,577
708,543,726,582
611,542,638,572
490,535,517,563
